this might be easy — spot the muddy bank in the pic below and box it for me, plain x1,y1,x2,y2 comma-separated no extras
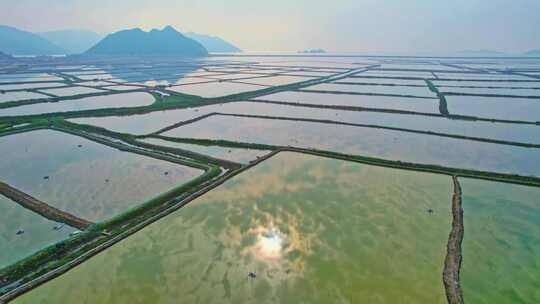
0,181,92,230
443,176,464,304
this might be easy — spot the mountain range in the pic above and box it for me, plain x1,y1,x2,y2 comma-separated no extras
0,25,65,55
0,51,14,62
85,26,208,57
0,25,241,56
184,32,240,52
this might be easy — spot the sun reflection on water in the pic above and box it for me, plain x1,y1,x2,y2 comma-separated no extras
252,227,286,260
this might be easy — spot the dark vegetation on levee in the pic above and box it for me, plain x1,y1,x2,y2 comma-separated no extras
0,61,539,304
443,177,464,304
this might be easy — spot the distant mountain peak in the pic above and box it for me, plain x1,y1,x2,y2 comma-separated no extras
163,25,177,32
0,50,14,62
0,25,66,55
84,26,207,57
184,32,241,53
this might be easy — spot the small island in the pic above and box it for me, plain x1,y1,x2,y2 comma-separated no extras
298,48,326,54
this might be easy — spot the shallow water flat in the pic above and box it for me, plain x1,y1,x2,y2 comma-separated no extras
434,72,532,81
278,71,335,77
305,83,436,98
70,101,540,144
161,114,540,176
0,74,64,83
359,70,434,78
0,130,202,222
235,75,314,86
203,73,271,80
434,80,540,88
0,82,66,91
141,138,271,164
438,87,540,97
77,81,118,87
39,86,106,97
0,195,75,268
376,64,464,71
254,90,440,113
0,92,155,117
445,95,540,122
67,103,242,134
336,77,427,86
168,81,262,97
14,152,453,304
219,102,540,145
0,91,49,103
460,179,540,304
103,85,145,91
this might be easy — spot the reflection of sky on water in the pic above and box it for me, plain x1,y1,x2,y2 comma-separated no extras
15,152,455,304
252,226,285,260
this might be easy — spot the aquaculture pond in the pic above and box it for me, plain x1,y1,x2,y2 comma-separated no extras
434,72,532,81
0,91,49,104
67,102,242,135
167,81,263,97
0,130,202,222
140,138,271,164
236,75,315,86
253,91,440,113
0,82,66,91
445,95,540,122
39,86,106,97
334,77,427,86
0,195,75,268
460,179,540,304
14,152,453,304
304,83,436,98
438,87,540,97
433,80,540,88
160,114,540,176
0,92,155,117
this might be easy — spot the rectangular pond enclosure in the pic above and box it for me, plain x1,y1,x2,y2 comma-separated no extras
0,92,156,117
14,152,453,304
0,130,203,222
460,179,540,304
0,195,75,268
2,54,540,304
160,114,540,177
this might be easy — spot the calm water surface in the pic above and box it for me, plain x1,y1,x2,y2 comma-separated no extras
15,152,453,304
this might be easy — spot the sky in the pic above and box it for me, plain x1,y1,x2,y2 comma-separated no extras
1,0,539,54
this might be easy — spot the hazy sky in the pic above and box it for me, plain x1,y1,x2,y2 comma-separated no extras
2,0,539,53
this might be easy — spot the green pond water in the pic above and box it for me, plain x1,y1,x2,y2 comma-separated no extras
0,130,203,222
460,178,540,304
0,195,75,268
15,152,453,304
